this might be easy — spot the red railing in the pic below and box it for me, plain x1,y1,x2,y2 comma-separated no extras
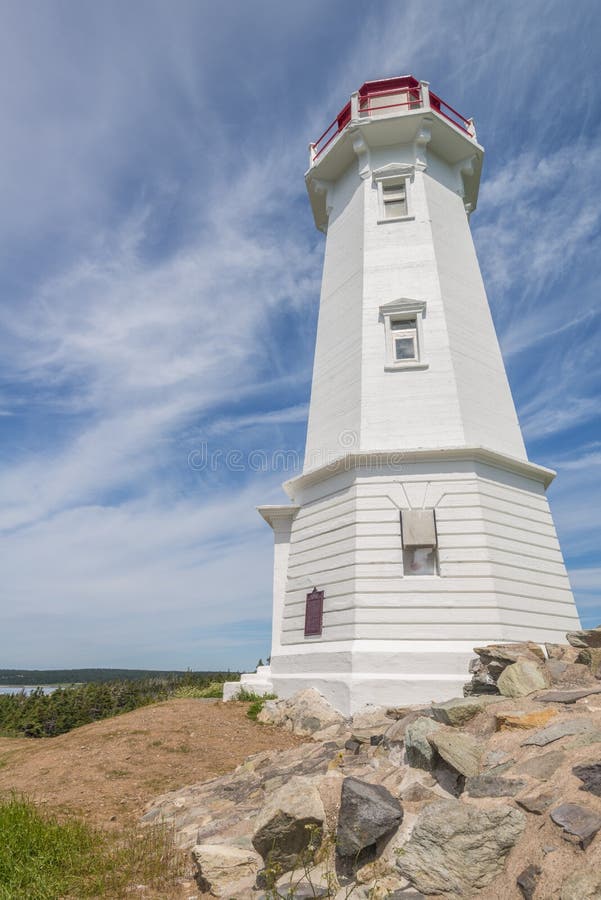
429,90,471,134
312,101,351,161
310,77,474,163
358,84,422,118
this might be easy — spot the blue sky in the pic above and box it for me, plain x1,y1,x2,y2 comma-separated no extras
0,0,599,671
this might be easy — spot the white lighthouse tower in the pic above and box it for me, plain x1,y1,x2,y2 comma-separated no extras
245,76,580,715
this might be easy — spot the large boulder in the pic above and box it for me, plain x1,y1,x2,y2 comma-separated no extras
397,799,525,896
465,642,545,695
192,843,261,897
550,802,601,849
497,658,551,697
566,625,601,649
252,776,325,871
404,717,442,771
576,647,601,676
430,695,501,727
427,730,483,777
336,777,403,858
257,688,345,736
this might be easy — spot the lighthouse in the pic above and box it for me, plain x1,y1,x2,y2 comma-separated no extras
241,76,580,715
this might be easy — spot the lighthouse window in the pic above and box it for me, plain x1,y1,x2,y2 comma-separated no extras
391,318,417,361
381,179,408,218
380,299,428,371
401,509,439,576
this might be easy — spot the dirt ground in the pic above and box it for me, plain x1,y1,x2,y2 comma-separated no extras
0,698,301,828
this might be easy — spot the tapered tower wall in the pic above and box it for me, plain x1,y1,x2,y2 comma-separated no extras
237,77,581,715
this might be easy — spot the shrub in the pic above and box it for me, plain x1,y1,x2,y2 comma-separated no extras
0,671,240,739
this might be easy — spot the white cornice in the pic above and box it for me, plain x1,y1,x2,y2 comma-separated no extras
380,298,426,316
283,447,556,498
372,162,417,181
257,505,300,529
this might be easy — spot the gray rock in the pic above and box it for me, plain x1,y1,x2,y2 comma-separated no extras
573,762,601,797
397,799,525,896
497,658,551,697
566,730,601,750
517,788,556,815
465,774,526,797
550,802,601,849
566,625,601,649
351,705,394,731
576,647,601,674
384,709,433,744
517,864,541,900
483,748,512,768
404,717,442,771
427,730,483,777
537,686,601,703
522,718,593,746
192,843,261,897
546,659,595,686
546,643,580,662
256,688,344,735
561,866,601,900
514,749,565,780
430,695,501,727
252,776,325,871
475,642,545,665
336,776,403,858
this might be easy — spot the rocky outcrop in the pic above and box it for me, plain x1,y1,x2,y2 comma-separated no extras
497,657,551,697
396,800,525,895
192,844,261,897
404,716,442,771
427,729,483,777
256,688,345,736
143,625,601,899
567,625,601,649
336,777,403,858
252,776,326,871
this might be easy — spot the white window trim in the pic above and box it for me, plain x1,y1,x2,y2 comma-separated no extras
373,164,415,224
380,298,428,371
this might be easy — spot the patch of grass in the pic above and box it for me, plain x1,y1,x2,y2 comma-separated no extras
0,795,187,899
235,690,278,721
165,743,192,754
173,681,225,699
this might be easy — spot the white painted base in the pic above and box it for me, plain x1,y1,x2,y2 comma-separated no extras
222,666,274,701
268,640,478,715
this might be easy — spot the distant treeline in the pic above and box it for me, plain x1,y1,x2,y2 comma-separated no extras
0,668,233,686
0,672,239,738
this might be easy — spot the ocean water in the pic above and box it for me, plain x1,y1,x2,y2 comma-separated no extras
0,685,58,695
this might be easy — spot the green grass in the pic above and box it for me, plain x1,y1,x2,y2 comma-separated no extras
0,795,186,899
172,680,226,699
235,690,278,720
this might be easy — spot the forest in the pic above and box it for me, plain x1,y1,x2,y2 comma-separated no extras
0,671,238,737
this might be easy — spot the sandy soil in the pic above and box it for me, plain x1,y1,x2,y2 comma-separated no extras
0,698,301,828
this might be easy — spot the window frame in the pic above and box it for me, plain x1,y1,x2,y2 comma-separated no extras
373,164,416,225
379,177,409,221
380,299,428,371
